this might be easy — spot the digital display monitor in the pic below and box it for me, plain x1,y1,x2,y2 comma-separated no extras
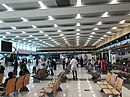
1,41,12,52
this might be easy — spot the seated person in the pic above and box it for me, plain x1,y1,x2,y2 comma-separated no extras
19,71,25,76
0,72,15,89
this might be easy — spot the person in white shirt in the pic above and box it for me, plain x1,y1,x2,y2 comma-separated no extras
70,57,78,80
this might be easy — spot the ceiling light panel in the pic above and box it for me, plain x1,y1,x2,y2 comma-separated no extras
38,1,47,9
2,4,14,11
76,14,82,19
21,17,28,22
110,0,119,4
48,16,54,20
101,12,109,17
76,0,82,7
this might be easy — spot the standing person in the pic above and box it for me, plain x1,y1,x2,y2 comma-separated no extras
0,63,5,74
50,58,54,75
80,57,83,68
13,59,18,75
53,59,57,70
62,58,66,70
70,57,78,80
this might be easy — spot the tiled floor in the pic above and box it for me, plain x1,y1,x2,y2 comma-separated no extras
2,64,130,97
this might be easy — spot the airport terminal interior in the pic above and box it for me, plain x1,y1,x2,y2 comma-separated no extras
0,0,130,97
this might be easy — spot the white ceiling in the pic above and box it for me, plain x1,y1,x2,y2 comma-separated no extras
0,0,130,48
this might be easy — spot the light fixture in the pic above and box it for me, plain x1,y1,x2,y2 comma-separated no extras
29,40,31,42
54,24,58,27
23,38,26,40
100,37,104,39
112,26,117,29
16,36,19,38
60,34,64,36
21,17,28,22
119,20,125,24
110,0,119,4
43,41,46,43
87,40,90,41
11,26,16,29
2,4,13,11
35,38,38,40
58,30,62,32
32,25,37,28
64,38,67,41
29,35,33,37
48,37,52,39
97,21,102,25
48,16,54,20
39,40,42,41
76,36,79,38
3,36,6,38
38,1,47,9
89,35,93,37
12,39,14,40
45,34,48,37
76,29,80,31
62,37,66,39
101,12,109,17
76,23,80,26
107,31,112,34
22,31,26,34
103,35,107,37
91,32,96,34
76,14,82,19
39,30,44,33
0,20,4,23
88,38,91,39
76,33,80,35
93,27,99,30
76,0,82,7
6,32,11,34
51,39,54,41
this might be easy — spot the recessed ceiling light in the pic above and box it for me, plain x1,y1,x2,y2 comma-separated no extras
100,37,104,39
91,32,96,34
35,38,38,40
2,4,14,11
87,40,90,41
38,1,47,9
23,38,26,40
54,24,58,27
48,16,54,20
18,40,21,42
76,36,79,38
48,37,52,39
6,32,11,34
51,39,54,41
76,14,82,19
97,21,102,25
103,35,107,37
22,31,26,34
45,34,48,37
21,17,28,22
112,26,117,29
32,25,37,28
88,38,91,39
29,40,31,42
101,12,109,17
98,39,101,41
60,34,64,36
76,33,80,35
29,35,33,37
33,42,36,43
109,0,119,4
76,29,80,31
39,30,44,33
39,40,42,41
58,30,62,32
76,23,80,26
107,31,112,34
3,36,6,38
93,27,99,30
12,39,14,40
16,36,19,38
11,26,16,29
76,0,82,7
119,20,125,24
64,38,67,41
0,20,4,23
89,35,93,37
43,41,46,43
62,37,65,39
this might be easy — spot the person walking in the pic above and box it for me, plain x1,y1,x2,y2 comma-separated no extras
13,59,18,75
80,57,83,67
70,57,78,80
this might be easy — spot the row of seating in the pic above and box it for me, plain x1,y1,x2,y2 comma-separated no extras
97,73,123,97
0,74,30,96
40,74,62,97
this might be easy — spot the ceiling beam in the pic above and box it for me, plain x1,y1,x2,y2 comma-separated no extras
0,3,130,19
0,16,128,28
